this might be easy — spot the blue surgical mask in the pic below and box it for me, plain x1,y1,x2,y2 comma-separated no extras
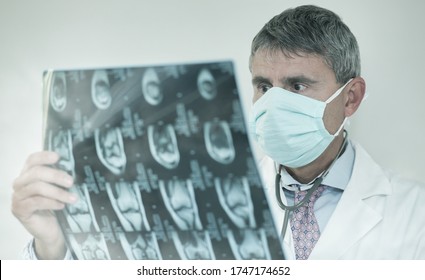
249,80,352,168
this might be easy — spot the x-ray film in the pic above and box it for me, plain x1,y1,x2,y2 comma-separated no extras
42,61,284,260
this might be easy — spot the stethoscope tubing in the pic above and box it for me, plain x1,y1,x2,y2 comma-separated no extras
275,132,348,240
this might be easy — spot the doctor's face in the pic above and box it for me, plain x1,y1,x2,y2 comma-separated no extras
250,49,348,135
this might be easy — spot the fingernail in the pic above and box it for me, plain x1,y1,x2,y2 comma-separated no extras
64,176,74,187
69,194,78,203
48,152,60,162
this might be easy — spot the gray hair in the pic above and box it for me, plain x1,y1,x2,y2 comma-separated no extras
250,5,361,84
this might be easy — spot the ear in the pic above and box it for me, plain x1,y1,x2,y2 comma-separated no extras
344,77,366,117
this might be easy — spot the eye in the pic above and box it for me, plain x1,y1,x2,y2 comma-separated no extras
257,83,272,94
292,83,307,92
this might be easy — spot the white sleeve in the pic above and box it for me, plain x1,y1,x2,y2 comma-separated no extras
22,238,74,260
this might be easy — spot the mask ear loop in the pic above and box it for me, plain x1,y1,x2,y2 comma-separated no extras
325,78,353,104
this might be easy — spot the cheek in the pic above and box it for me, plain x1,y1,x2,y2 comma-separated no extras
323,99,346,134
252,91,262,104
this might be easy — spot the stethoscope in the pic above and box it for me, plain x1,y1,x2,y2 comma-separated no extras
275,131,348,239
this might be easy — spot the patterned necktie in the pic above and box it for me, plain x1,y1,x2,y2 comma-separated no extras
290,185,326,260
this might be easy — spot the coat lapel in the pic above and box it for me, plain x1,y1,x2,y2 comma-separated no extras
309,143,392,259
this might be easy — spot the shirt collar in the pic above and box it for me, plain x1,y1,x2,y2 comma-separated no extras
280,140,355,191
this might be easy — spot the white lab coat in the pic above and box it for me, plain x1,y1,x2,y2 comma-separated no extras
260,142,425,259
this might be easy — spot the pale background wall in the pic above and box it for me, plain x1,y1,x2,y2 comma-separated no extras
0,0,424,259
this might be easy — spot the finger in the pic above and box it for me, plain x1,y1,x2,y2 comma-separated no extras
13,165,74,192
14,181,78,205
21,151,60,174
12,196,66,220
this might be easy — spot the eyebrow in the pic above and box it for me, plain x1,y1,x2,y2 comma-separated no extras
251,76,271,86
251,75,319,87
282,75,318,86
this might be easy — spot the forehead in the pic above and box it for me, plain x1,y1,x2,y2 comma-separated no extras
250,48,336,83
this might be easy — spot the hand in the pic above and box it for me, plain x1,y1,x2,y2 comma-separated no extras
12,151,77,259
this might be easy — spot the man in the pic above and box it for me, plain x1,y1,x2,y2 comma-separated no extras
248,5,425,259
11,5,425,260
